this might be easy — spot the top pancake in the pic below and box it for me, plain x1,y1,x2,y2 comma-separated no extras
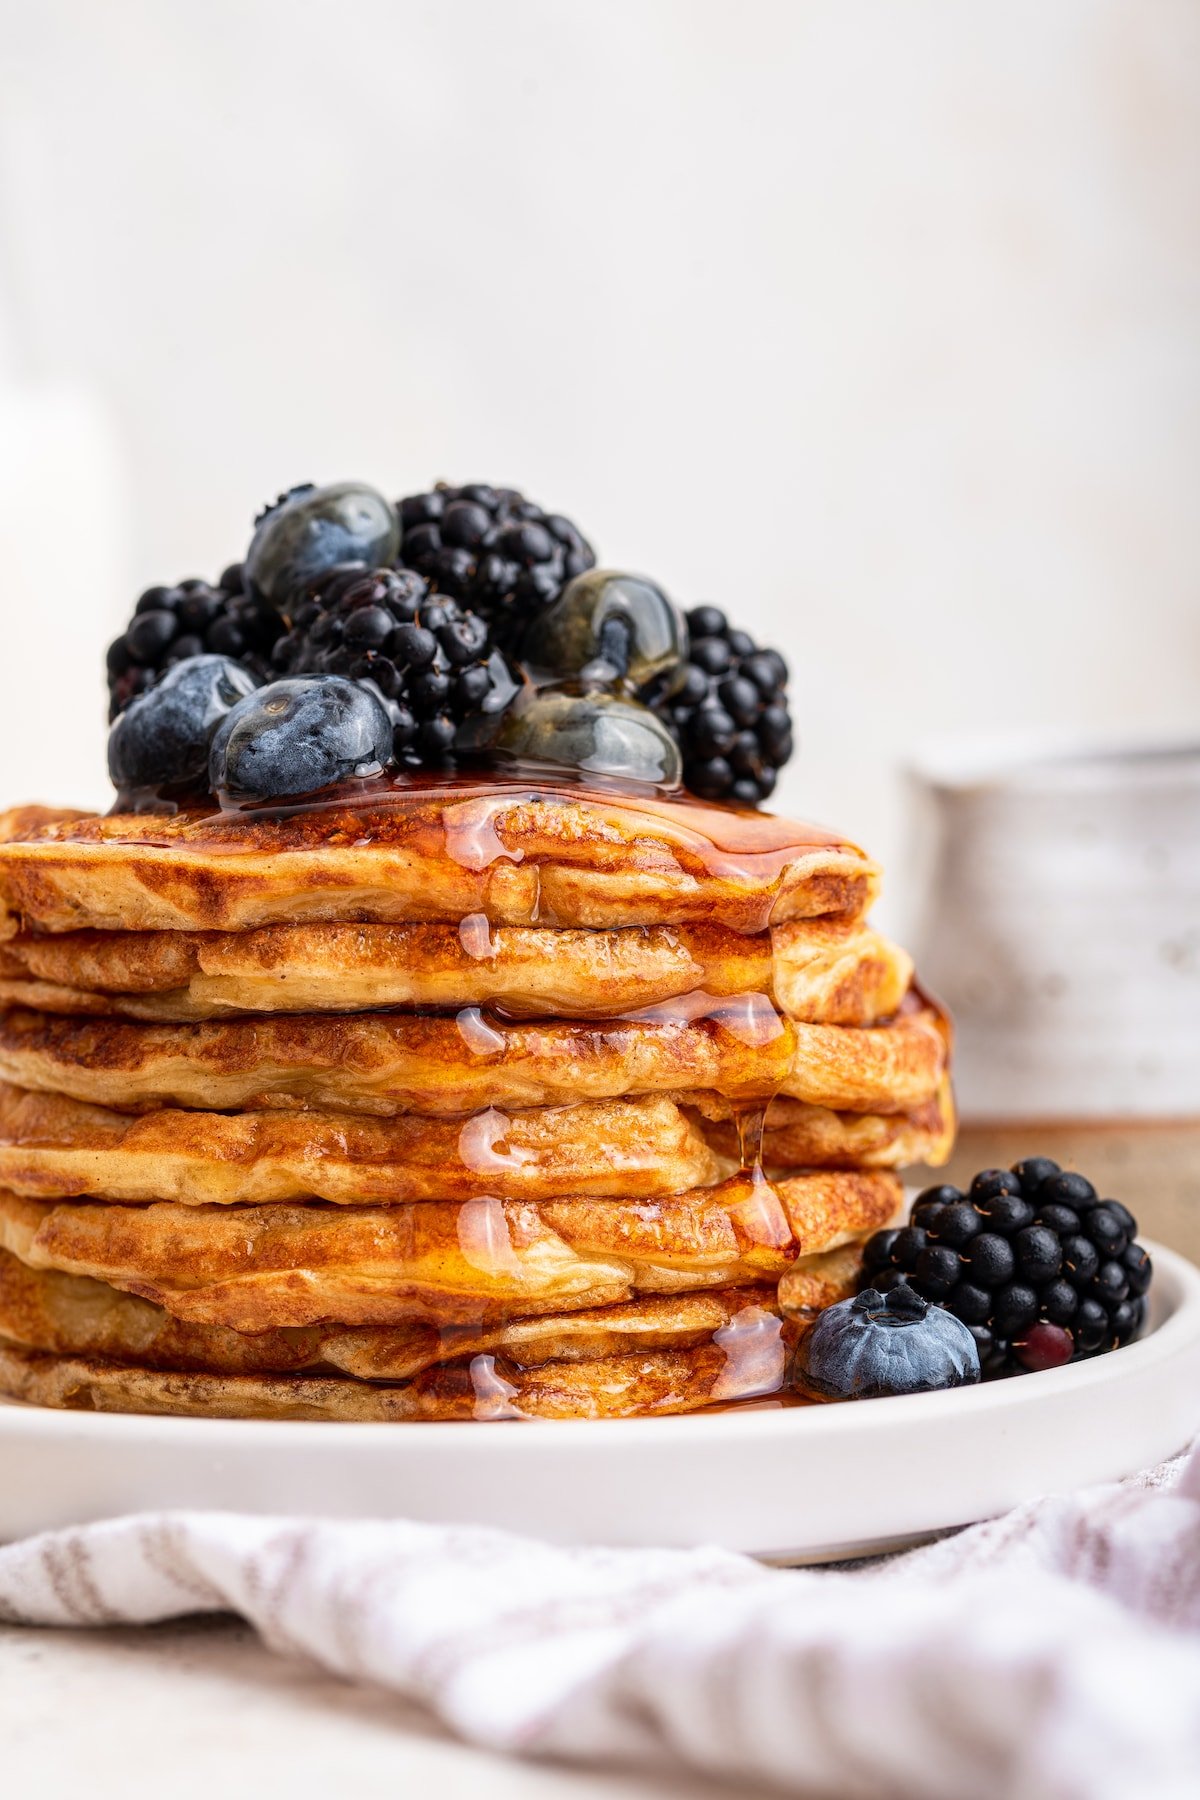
0,782,879,936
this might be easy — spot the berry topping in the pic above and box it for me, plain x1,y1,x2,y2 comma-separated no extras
107,655,260,796
106,566,283,721
493,689,683,787
794,1285,980,1401
651,605,793,805
245,482,399,609
209,675,395,801
1014,1322,1074,1373
273,565,518,764
860,1159,1153,1377
395,482,596,646
519,570,688,695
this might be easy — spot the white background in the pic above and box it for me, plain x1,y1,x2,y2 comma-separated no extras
1,0,1197,917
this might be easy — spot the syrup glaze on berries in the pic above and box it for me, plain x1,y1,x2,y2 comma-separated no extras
103,476,799,808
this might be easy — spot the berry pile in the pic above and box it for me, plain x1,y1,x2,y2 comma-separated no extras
106,565,284,721
653,606,793,805
102,476,800,808
274,564,517,762
396,483,595,646
861,1159,1152,1375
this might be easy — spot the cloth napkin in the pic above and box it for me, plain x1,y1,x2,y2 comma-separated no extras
2,1445,1199,1800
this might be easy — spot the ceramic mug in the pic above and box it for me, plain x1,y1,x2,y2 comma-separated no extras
908,733,1200,1123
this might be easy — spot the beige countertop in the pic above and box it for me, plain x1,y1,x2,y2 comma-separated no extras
0,1614,741,1800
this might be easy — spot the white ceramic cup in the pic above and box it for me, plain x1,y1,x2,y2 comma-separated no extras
908,732,1200,1123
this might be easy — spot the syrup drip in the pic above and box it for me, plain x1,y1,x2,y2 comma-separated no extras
710,1305,788,1402
457,912,494,959
98,769,851,1419
454,1195,522,1276
468,1354,526,1421
456,1108,534,1175
455,1006,508,1057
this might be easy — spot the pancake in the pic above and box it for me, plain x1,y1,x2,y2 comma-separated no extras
0,915,911,1025
0,1079,949,1204
0,784,879,937
0,1248,851,1381
0,1085,720,1204
0,1172,899,1329
698,1075,957,1172
0,1333,807,1421
0,1001,948,1118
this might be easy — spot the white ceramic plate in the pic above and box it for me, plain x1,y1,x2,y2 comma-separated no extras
4,1240,1199,1563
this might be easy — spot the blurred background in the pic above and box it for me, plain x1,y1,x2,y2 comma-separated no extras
1,1,1198,1184
3,0,1197,884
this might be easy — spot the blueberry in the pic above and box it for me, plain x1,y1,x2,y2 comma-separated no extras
520,570,688,695
794,1287,980,1400
1013,1226,1063,1285
209,675,395,800
1011,1156,1060,1193
108,655,260,794
962,1231,1015,1288
246,482,399,609
493,690,682,787
929,1200,983,1248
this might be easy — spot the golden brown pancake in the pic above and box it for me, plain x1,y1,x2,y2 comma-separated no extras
0,1333,813,1421
0,915,911,1025
0,784,878,937
0,1248,854,1382
0,1002,947,1117
0,1172,899,1330
0,1085,720,1204
698,1075,957,1172
0,1080,949,1205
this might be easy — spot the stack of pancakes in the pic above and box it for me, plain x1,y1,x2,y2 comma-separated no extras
0,784,952,1420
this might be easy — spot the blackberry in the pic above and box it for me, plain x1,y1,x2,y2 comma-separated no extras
859,1158,1153,1376
106,563,284,721
395,482,596,648
652,605,793,806
275,564,518,764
